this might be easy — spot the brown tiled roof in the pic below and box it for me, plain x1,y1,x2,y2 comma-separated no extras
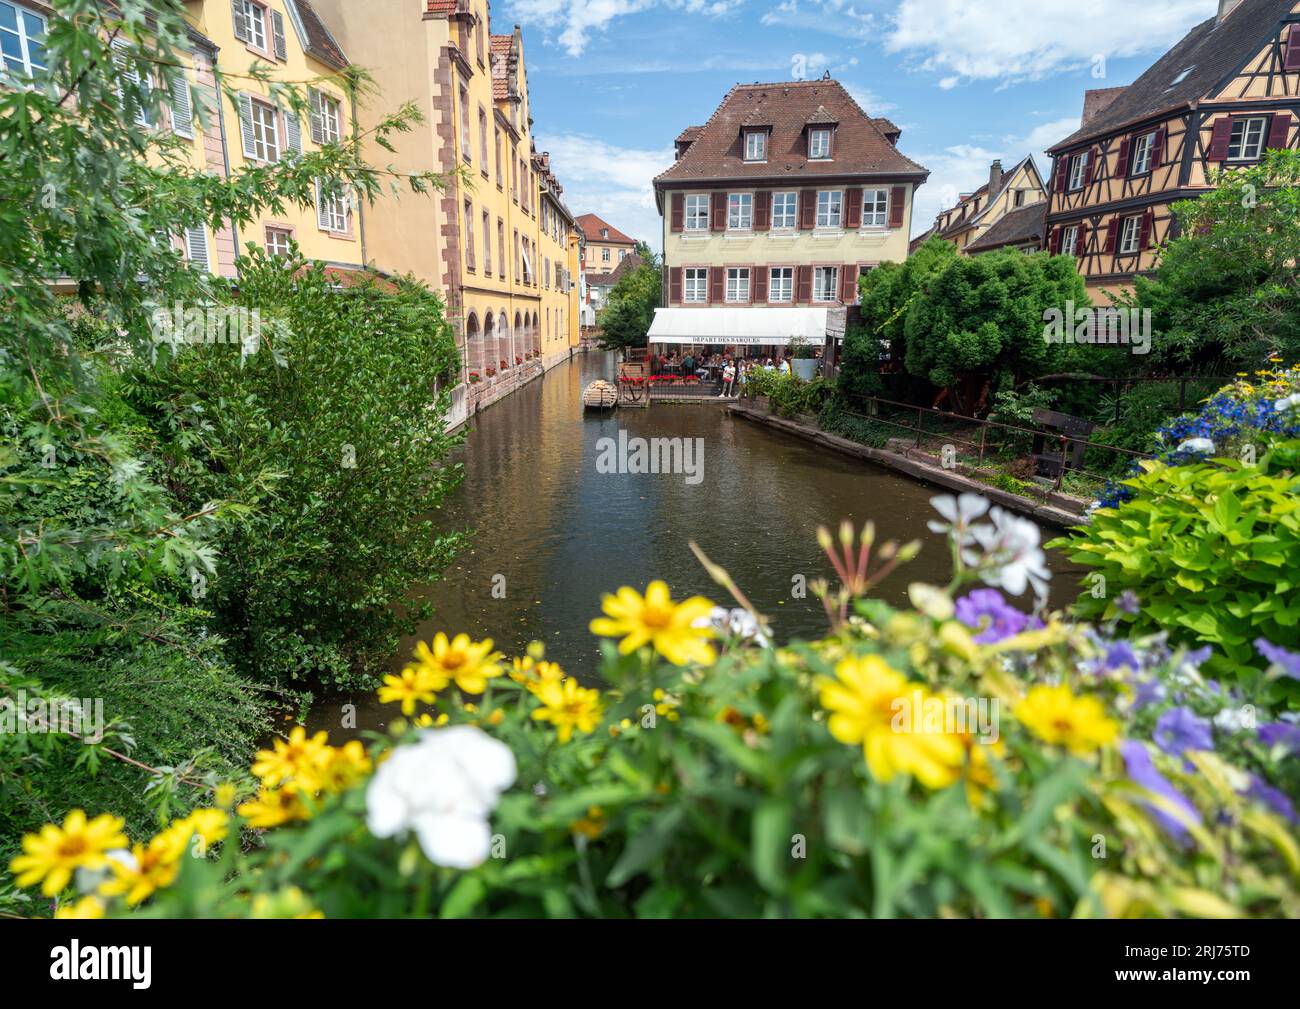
577,213,636,245
936,155,1035,237
1051,0,1291,150
676,126,703,143
290,0,347,69
595,252,644,288
872,117,901,142
655,79,926,185
425,0,461,15
908,226,937,255
964,202,1048,253
490,34,515,101
1081,87,1127,127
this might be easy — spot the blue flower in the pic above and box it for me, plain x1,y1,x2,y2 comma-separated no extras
1103,641,1141,673
1153,707,1213,767
954,589,1027,644
1242,775,1298,824
1257,721,1300,754
1116,590,1141,616
1255,638,1300,680
1131,678,1165,710
1120,741,1201,843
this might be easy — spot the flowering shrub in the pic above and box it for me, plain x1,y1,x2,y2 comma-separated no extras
8,499,1299,918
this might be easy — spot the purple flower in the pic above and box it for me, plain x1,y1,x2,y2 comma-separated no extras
1131,678,1166,710
1255,639,1300,679
1257,722,1300,754
1153,707,1213,766
1116,590,1141,616
1120,740,1201,843
954,589,1027,644
1103,641,1141,673
1242,775,1298,824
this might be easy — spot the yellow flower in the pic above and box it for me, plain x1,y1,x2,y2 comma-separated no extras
413,711,450,728
316,740,373,793
9,811,128,897
250,886,324,919
98,827,188,907
818,655,964,789
1015,684,1119,755
251,726,332,789
378,665,440,715
652,687,681,722
213,782,238,809
590,581,717,666
570,806,606,839
403,632,504,695
55,896,105,919
177,808,229,849
531,677,604,743
237,785,309,829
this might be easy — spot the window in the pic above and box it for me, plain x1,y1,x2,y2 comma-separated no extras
683,268,707,303
265,226,292,257
771,191,798,229
862,189,889,228
619,249,628,260
725,268,750,303
495,129,503,187
815,190,842,228
463,200,475,269
769,267,793,303
744,131,767,162
728,193,753,230
809,128,831,159
478,108,489,169
1,1,46,76
685,194,710,230
482,211,492,275
1130,131,1156,175
310,89,342,144
1060,224,1079,257
602,248,610,263
1227,116,1268,161
601,228,609,238
248,98,279,161
1118,214,1142,255
1067,152,1088,190
1169,66,1195,87
813,266,839,302
497,219,505,279
459,84,471,163
1014,189,1025,207
236,0,267,52
316,179,348,233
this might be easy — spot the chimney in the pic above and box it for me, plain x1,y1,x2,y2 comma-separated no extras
988,159,1003,197
1216,0,1243,25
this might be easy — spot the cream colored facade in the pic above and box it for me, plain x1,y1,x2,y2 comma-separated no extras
931,157,1047,254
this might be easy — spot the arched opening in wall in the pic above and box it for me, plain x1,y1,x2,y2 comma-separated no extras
465,311,481,379
498,311,509,369
484,312,496,375
514,311,523,365
533,311,542,357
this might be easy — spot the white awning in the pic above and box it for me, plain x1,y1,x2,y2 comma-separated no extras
646,307,829,346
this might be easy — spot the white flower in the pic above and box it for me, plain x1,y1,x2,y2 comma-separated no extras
927,493,990,545
366,725,516,870
1274,393,1300,412
75,848,135,895
1175,437,1216,455
1213,706,1255,733
699,606,770,647
964,506,1051,602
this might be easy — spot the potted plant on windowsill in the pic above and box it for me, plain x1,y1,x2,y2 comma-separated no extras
468,371,481,384
788,337,821,381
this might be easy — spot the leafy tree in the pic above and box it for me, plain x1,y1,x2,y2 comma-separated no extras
598,262,662,352
1134,149,1300,374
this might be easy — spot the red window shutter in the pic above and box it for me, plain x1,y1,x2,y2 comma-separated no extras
1049,227,1062,255
795,265,812,303
839,264,857,303
754,265,768,302
1053,159,1067,193
1139,209,1155,250
670,194,684,233
711,192,727,231
709,266,724,304
1083,149,1096,185
888,186,906,229
845,188,863,229
799,190,816,230
1103,217,1119,254
1076,222,1089,257
1266,113,1291,153
1151,129,1166,168
1286,25,1300,72
1207,117,1233,161
754,191,771,231
1115,137,1132,177
669,267,682,304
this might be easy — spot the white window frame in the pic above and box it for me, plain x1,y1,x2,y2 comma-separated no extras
601,248,611,263
1227,116,1268,162
862,188,889,229
725,267,750,303
1130,131,1155,176
728,192,753,231
313,90,342,144
1060,224,1079,257
1118,214,1142,255
240,0,268,52
317,180,349,234
1,1,47,77
248,97,279,162
684,194,710,231
683,268,708,304
744,131,767,162
265,226,293,258
809,128,831,160
771,191,798,230
768,267,793,303
1067,152,1088,190
813,266,839,303
815,190,842,229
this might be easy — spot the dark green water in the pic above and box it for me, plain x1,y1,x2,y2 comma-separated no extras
311,351,1081,733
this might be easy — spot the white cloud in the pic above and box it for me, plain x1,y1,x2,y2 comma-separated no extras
886,0,1209,86
508,0,743,57
761,0,877,39
533,132,675,253
908,115,1080,238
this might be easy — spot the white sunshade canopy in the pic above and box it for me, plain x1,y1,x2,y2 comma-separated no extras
646,307,829,346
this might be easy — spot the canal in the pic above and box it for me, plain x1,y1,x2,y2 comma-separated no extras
319,351,1081,731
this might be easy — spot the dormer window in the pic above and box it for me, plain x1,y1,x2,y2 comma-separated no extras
809,128,832,160
744,130,767,162
1170,66,1195,86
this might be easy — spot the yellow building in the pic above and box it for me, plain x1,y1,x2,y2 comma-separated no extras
181,0,366,275
925,157,1048,254
311,0,584,421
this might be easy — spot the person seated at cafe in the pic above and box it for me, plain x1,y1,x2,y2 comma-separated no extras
778,357,791,375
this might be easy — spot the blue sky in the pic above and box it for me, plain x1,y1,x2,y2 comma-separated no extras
502,0,1218,246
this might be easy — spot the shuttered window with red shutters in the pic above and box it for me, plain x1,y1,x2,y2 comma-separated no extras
1139,210,1154,250
798,190,816,230
1115,137,1132,177
1053,159,1068,193
1266,113,1292,153
1286,24,1300,72
845,188,863,229
1076,222,1089,258
711,192,728,231
670,193,684,233
888,186,905,229
1207,117,1234,161
753,266,768,302
795,265,812,303
669,267,682,304
1151,129,1166,169
709,266,724,304
1103,217,1119,254
839,265,858,303
754,191,771,231
1083,148,1096,185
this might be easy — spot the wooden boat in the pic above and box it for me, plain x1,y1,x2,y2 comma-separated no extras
582,379,618,411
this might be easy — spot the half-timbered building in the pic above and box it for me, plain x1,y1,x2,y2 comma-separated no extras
1045,0,1300,303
